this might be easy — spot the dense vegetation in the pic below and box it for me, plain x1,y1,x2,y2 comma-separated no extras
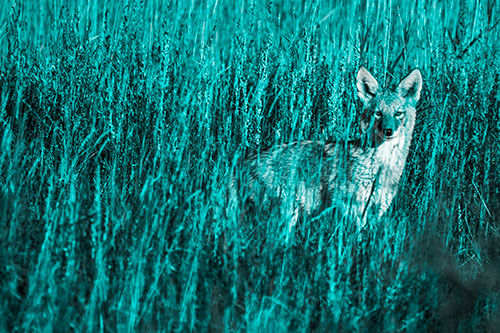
1,0,499,331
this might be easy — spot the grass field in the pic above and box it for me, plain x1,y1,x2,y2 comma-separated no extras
1,0,499,331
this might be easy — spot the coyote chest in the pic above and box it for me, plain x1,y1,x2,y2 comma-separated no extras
338,134,409,221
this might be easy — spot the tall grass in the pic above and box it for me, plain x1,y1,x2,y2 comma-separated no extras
0,0,499,331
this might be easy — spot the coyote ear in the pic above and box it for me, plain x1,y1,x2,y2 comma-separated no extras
397,69,422,106
357,67,379,106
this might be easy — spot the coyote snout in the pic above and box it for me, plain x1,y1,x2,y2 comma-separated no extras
234,67,422,228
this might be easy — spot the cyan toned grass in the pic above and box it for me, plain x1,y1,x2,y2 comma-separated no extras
0,0,499,331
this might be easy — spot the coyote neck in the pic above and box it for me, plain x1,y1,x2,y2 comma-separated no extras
344,112,415,220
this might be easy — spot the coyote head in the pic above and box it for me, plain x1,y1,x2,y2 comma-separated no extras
356,67,422,142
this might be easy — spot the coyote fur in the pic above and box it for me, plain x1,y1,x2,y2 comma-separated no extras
234,67,422,228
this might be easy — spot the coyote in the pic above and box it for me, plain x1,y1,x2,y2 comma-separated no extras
234,67,422,228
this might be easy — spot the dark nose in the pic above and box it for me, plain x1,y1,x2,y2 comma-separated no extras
383,129,393,137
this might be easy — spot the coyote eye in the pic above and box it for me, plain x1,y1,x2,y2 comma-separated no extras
395,111,403,117
375,111,383,117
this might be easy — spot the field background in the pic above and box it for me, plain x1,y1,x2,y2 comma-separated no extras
1,0,499,331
